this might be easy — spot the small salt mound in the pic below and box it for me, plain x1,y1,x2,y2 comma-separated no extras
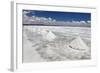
68,36,89,51
41,30,56,41
45,31,56,41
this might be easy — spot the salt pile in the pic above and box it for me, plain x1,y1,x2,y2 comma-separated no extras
45,31,56,41
68,36,89,51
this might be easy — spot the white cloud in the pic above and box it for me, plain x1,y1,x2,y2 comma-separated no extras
79,21,87,24
48,17,52,21
87,21,91,24
23,10,30,15
72,21,80,24
71,21,88,24
23,14,90,27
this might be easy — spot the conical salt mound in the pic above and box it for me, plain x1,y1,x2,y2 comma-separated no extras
45,31,56,41
68,36,89,50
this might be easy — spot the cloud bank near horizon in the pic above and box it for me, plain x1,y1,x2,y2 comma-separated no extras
23,10,91,27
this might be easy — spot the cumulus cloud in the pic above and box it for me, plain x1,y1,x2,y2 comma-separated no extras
87,21,91,24
72,21,81,24
71,21,89,25
80,21,86,24
23,13,90,27
23,10,30,15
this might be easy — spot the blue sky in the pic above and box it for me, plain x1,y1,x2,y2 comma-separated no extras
23,10,91,22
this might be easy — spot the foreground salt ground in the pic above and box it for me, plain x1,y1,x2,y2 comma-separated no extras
23,26,91,62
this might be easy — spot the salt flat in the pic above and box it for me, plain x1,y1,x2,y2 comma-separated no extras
23,26,91,63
